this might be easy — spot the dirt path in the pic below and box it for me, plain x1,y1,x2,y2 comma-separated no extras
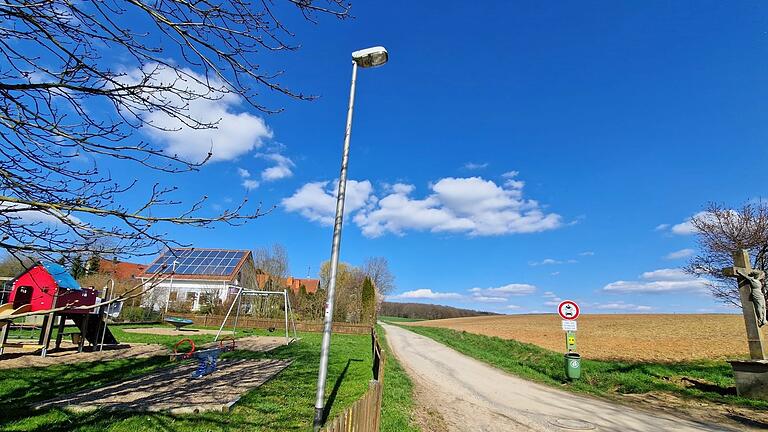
382,323,739,432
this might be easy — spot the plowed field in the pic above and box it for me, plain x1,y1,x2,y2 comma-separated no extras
407,314,752,362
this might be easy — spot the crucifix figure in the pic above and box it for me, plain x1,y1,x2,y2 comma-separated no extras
723,249,767,360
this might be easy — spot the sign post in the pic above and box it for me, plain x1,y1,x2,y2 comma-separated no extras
558,300,581,380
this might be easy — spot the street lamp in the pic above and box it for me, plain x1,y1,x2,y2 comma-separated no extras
313,46,388,430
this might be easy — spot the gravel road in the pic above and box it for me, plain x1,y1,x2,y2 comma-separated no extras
381,323,737,432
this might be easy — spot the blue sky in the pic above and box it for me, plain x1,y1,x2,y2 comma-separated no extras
96,2,768,314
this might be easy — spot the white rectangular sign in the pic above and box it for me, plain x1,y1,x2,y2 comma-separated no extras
562,320,577,331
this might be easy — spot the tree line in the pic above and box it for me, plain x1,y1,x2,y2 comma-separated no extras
381,302,497,321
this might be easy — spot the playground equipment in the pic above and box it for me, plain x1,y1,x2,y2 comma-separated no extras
165,317,194,331
172,336,237,378
214,287,297,344
0,262,119,357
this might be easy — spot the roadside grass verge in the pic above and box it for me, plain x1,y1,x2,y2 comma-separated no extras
380,316,424,323
377,325,420,432
403,325,768,410
0,329,372,431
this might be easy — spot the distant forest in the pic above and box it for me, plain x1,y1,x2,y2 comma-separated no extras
381,302,498,320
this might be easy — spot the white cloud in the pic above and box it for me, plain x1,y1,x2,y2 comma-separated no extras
542,291,562,302
349,176,562,238
237,168,259,189
464,162,488,170
551,271,561,276
665,248,694,260
501,171,519,178
242,179,259,190
123,64,272,163
389,289,462,300
529,258,577,266
257,153,294,181
658,211,717,236
602,267,709,294
530,258,561,266
472,296,508,303
0,202,81,225
593,302,652,312
469,283,536,297
282,180,376,225
505,304,521,310
579,251,595,256
640,268,691,281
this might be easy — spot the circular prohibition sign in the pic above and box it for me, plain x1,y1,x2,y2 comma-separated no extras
558,300,580,320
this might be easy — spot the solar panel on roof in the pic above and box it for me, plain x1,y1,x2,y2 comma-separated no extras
143,249,246,277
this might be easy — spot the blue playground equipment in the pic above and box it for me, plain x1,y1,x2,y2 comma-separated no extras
164,317,194,331
172,337,236,378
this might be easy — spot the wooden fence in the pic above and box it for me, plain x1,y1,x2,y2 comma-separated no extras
170,313,372,335
322,328,386,432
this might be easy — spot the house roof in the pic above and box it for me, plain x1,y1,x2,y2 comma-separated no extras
138,248,252,282
255,273,320,294
98,259,147,280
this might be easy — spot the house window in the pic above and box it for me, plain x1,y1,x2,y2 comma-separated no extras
168,291,178,302
186,292,196,301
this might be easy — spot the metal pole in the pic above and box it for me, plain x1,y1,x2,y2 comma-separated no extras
215,286,242,342
283,289,289,345
313,60,358,430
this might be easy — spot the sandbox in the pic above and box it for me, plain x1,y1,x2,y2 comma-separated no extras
36,358,292,413
123,327,221,336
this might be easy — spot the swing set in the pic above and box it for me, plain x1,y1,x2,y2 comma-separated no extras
170,287,297,378
214,287,298,344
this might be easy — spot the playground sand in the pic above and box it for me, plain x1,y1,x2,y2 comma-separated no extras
35,358,292,413
0,341,167,370
123,327,222,336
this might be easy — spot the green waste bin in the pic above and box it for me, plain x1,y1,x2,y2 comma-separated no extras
564,352,581,380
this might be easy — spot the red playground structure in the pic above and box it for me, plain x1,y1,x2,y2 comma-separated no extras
0,262,118,357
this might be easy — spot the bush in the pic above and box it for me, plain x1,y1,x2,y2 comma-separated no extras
118,306,161,323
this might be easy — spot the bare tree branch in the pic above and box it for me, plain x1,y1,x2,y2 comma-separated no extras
0,0,350,260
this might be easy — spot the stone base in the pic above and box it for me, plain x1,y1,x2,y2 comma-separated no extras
728,359,768,400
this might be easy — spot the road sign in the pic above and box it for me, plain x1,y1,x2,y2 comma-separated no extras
562,320,577,331
558,300,580,320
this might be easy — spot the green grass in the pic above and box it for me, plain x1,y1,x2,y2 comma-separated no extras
377,325,420,432
379,316,424,323
403,325,768,410
0,326,374,431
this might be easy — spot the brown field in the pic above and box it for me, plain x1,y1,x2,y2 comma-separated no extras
408,314,756,362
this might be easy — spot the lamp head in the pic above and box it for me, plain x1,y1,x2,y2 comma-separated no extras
352,46,388,68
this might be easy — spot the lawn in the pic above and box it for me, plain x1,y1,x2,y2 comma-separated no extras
0,325,375,431
402,325,768,410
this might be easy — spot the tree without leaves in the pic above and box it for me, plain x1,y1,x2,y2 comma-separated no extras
253,244,290,287
0,0,350,261
362,257,395,295
686,202,768,306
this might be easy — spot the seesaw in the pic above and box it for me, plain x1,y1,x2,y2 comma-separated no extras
171,336,237,378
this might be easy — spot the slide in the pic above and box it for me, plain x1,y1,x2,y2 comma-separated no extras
71,314,118,346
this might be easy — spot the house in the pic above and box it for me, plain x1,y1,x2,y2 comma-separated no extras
286,276,320,294
255,273,320,294
138,248,256,311
98,258,147,281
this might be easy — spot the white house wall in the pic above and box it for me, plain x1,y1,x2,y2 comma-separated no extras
141,278,231,311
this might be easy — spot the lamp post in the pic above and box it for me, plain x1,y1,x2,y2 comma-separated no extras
313,46,388,430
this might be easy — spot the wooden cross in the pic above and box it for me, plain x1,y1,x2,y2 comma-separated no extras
722,249,767,360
